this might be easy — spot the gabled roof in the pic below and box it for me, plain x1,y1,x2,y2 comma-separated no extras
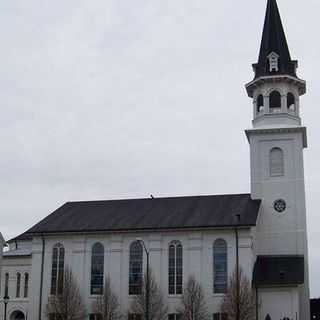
253,0,298,79
253,255,304,286
20,194,260,236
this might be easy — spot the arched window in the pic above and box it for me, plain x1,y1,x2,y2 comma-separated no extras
168,241,183,295
287,92,295,111
270,147,284,177
91,242,104,295
257,94,264,113
129,241,143,295
5,273,9,296
50,243,65,295
16,273,21,298
269,90,281,110
213,239,227,293
24,273,29,298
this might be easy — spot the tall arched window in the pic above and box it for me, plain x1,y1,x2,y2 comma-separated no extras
91,242,104,295
168,241,183,295
269,90,281,110
287,92,295,111
16,273,21,298
5,273,9,296
129,241,143,295
270,147,284,177
50,243,65,295
24,273,29,298
257,94,264,113
213,239,227,293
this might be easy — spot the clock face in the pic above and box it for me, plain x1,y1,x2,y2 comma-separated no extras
274,199,286,213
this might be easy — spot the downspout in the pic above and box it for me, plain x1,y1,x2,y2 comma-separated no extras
234,214,240,320
39,235,45,320
255,286,259,320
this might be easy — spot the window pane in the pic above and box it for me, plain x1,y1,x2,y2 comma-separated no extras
129,241,143,295
213,239,227,293
57,247,65,294
24,273,29,298
91,243,104,295
128,314,142,320
5,273,9,296
16,273,21,298
51,244,65,295
168,241,183,295
221,314,228,320
213,314,220,320
51,247,58,295
169,314,181,320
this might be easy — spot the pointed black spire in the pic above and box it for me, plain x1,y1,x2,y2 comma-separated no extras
253,0,298,79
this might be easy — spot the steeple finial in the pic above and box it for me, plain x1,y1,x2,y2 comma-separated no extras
253,0,297,79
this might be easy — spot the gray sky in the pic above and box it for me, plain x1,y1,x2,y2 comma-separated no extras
1,0,319,296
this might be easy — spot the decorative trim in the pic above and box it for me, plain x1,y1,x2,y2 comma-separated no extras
246,75,306,97
245,126,307,148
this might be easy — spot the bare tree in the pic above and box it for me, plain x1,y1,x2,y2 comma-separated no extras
45,266,87,320
129,269,168,320
220,268,255,320
92,276,121,320
177,276,210,320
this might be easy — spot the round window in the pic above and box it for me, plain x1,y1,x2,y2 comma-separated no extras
273,199,286,213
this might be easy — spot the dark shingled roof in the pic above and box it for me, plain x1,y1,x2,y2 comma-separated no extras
253,0,298,79
253,255,304,286
9,233,33,242
20,194,260,236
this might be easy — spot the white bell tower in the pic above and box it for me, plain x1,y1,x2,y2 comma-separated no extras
245,0,310,319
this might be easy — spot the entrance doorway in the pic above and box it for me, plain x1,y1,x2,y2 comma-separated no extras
10,310,25,320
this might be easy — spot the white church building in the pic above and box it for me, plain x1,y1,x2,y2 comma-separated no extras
0,0,311,319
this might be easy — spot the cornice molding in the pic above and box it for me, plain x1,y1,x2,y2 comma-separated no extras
245,126,307,148
246,75,306,97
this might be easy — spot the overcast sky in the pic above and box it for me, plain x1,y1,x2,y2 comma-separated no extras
1,0,319,296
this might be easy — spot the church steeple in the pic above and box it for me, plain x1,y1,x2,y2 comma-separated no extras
246,0,306,127
254,0,297,79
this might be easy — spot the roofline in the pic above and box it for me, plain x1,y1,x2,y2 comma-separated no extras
7,235,33,244
23,224,257,238
63,192,253,205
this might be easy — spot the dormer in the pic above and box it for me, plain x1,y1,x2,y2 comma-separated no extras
267,52,280,72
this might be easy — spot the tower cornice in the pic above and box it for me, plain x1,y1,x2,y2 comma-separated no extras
245,126,307,148
246,75,306,98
